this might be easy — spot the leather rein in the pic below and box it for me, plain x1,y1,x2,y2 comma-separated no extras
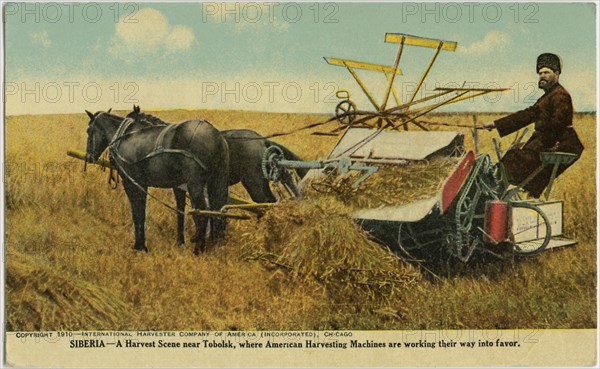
90,113,210,215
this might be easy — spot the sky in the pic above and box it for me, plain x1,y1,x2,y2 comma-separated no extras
2,1,598,115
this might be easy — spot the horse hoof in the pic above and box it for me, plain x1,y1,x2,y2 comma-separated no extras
134,246,148,253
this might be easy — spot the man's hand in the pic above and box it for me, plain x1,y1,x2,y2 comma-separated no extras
482,121,496,131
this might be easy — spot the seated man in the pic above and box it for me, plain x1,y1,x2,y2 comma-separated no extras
484,53,584,198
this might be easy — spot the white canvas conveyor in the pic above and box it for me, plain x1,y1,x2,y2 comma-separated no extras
299,128,463,187
355,197,438,222
353,150,475,223
328,128,462,161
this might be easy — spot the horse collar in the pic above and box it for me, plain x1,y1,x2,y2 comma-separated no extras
109,117,135,148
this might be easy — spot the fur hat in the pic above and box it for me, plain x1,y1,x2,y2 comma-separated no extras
537,53,562,73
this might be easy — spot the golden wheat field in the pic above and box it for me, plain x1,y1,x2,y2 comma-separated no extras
4,109,597,331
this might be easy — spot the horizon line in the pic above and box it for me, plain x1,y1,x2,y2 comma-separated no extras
4,109,598,118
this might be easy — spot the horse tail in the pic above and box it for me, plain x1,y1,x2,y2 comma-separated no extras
207,137,230,240
265,140,309,179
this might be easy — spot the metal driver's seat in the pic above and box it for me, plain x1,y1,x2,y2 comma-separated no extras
517,152,579,200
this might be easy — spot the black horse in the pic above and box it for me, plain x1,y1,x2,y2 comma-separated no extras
221,128,307,202
126,106,309,245
85,110,230,255
127,106,308,202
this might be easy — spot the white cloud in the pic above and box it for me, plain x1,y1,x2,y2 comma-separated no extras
165,25,195,52
460,31,510,55
115,8,169,50
30,30,52,48
109,8,195,59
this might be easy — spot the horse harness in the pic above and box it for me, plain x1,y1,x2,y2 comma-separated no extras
107,116,209,172
92,114,214,215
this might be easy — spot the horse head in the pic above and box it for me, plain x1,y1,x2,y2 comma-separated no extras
126,104,141,122
85,109,117,163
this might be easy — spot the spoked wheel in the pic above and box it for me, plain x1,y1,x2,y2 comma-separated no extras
397,222,446,252
335,99,357,126
397,223,419,251
510,202,552,254
261,145,284,182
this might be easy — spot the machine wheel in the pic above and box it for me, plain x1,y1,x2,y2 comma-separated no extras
397,222,445,251
261,145,284,182
510,202,552,254
335,99,357,126
397,223,419,251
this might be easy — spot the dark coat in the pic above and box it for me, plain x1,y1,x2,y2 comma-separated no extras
494,82,584,197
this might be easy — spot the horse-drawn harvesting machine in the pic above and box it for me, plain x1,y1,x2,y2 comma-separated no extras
68,33,577,265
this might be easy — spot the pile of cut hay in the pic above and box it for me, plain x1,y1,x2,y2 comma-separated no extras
229,197,421,304
302,156,461,211
226,156,461,304
6,251,134,330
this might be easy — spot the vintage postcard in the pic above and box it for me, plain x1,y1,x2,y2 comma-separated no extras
2,1,598,367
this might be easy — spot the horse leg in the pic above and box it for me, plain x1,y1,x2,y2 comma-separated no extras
173,187,187,246
188,182,208,255
122,179,148,252
242,176,277,203
206,171,230,242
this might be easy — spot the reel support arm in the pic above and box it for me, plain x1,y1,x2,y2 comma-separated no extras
262,146,379,189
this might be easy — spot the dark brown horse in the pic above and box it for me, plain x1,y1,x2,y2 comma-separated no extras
85,110,229,254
